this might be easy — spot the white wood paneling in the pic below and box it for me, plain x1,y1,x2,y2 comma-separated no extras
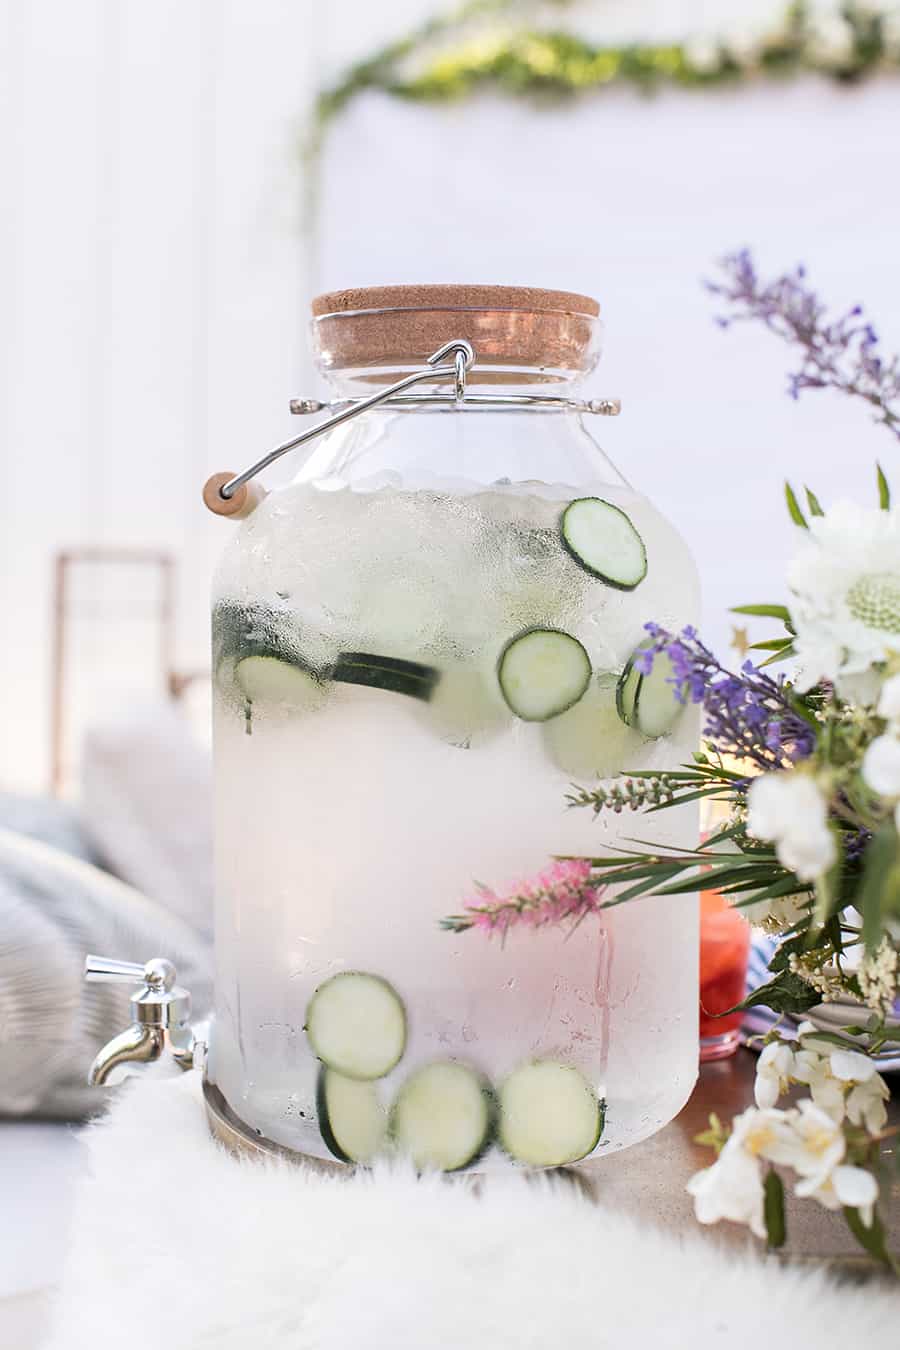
0,0,315,791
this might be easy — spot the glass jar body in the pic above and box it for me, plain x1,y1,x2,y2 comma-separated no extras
208,398,699,1169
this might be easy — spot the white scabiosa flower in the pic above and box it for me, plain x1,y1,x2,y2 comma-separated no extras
862,733,900,797
742,889,811,935
746,772,836,882
787,501,900,702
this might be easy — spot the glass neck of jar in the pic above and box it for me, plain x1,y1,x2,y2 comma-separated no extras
317,361,594,403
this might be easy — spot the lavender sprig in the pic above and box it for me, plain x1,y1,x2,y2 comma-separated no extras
707,249,900,441
642,623,815,771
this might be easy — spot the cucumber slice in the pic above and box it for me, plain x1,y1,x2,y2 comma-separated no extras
390,1061,495,1172
415,662,511,748
317,1068,388,1164
617,643,684,739
235,654,324,710
331,651,440,702
543,674,642,779
561,498,648,590
497,628,592,722
305,972,407,1081
499,1061,604,1167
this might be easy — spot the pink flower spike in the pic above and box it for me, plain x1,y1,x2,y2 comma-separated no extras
442,857,604,938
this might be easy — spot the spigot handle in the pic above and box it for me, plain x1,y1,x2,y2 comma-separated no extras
84,954,177,990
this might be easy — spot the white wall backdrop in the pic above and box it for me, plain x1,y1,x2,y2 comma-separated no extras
314,79,900,664
1,0,314,791
2,0,900,791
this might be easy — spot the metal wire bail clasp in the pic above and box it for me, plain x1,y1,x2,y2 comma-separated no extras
428,338,474,402
202,339,477,519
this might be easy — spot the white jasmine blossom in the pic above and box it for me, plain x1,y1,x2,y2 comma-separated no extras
862,733,900,797
787,501,900,701
829,1047,878,1084
686,1127,766,1238
846,1075,890,1134
683,34,722,74
776,1100,846,1188
754,1041,794,1108
797,1164,878,1227
746,773,836,882
857,935,900,1016
791,1048,847,1122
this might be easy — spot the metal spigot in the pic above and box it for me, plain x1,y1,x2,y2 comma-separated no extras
84,955,198,1086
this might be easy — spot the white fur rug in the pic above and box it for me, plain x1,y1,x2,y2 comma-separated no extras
45,1070,898,1350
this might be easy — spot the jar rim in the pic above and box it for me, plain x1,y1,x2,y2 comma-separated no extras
311,283,599,318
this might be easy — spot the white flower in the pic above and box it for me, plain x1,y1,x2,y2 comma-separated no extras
683,35,722,74
846,1076,890,1134
686,1137,766,1238
686,1106,794,1238
862,734,900,797
791,1048,847,1122
829,1048,878,1084
808,15,856,68
877,672,900,723
774,1100,846,1187
857,936,900,1016
742,889,811,934
754,1041,794,1108
798,1164,878,1227
746,772,836,882
787,501,900,700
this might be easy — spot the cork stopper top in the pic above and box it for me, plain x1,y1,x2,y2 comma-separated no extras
311,283,601,384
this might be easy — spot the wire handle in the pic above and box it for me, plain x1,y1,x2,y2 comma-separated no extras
202,339,476,518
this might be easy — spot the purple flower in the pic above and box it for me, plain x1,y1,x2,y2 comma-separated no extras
640,623,815,770
707,250,900,442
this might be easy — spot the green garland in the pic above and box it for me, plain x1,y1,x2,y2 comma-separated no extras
313,1,900,143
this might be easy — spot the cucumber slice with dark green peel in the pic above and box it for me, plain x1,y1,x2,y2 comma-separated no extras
331,652,440,702
497,628,592,722
499,1061,604,1167
305,973,407,1081
235,654,324,709
615,653,643,726
317,1068,388,1164
616,643,684,739
560,498,648,590
543,674,642,779
390,1061,496,1172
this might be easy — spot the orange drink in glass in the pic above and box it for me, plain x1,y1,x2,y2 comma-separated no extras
699,889,751,1061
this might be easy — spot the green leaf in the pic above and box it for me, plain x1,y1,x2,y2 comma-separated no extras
877,462,891,510
730,604,793,622
785,481,809,529
857,823,900,952
748,637,794,652
758,644,796,667
764,1169,787,1250
843,1204,896,1271
731,971,821,1016
812,838,842,930
804,486,825,517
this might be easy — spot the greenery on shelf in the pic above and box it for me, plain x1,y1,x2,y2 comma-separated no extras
312,1,900,146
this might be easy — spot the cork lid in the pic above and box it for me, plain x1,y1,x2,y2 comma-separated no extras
311,284,601,383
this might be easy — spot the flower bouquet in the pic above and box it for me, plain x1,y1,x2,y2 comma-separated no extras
445,253,900,1268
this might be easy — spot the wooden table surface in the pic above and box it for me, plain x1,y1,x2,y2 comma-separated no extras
582,1048,900,1273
